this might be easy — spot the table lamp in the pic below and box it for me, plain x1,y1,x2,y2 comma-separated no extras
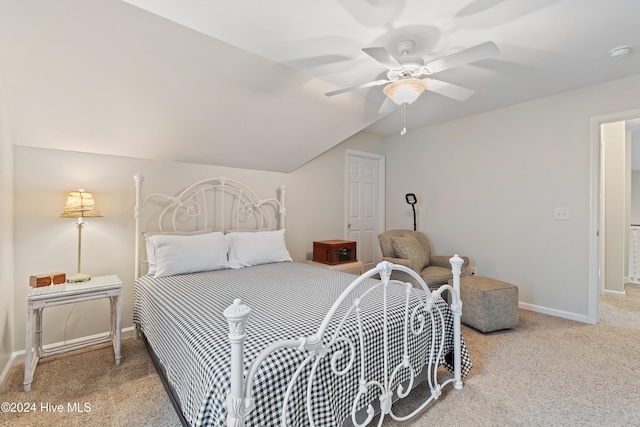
60,188,102,282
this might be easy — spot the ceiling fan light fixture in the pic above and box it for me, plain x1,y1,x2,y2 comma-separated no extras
383,79,426,105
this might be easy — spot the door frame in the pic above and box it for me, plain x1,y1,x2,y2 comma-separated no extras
344,149,386,264
589,107,640,324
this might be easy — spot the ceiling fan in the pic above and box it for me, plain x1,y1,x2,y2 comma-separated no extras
325,39,500,134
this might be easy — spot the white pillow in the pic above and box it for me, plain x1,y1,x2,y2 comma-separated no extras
226,229,292,269
144,229,216,275
148,231,230,278
145,238,158,275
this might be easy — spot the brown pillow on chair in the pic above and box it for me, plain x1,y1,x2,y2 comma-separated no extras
390,235,429,270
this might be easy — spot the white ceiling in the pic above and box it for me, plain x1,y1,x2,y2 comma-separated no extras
2,0,640,172
123,0,640,135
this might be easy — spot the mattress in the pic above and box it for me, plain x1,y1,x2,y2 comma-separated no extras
133,261,471,426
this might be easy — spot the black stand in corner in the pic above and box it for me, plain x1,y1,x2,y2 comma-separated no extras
405,193,417,231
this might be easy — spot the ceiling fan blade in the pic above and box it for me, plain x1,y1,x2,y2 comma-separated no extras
362,47,403,70
325,79,390,97
425,79,476,101
377,97,397,114
423,41,499,74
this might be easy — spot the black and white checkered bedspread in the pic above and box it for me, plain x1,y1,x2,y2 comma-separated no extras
133,262,472,426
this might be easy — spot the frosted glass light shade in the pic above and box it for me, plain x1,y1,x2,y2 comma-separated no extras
383,79,427,105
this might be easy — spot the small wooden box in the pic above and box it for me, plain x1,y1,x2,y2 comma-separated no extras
29,272,66,288
312,240,357,265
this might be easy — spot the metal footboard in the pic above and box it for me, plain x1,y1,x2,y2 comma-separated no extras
224,256,464,427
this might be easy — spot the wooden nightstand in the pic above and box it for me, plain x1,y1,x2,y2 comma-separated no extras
23,274,122,392
304,260,365,275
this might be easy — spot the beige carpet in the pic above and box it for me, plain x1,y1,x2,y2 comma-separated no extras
0,338,180,427
2,284,640,427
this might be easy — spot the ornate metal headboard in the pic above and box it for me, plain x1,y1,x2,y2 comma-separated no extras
133,173,286,278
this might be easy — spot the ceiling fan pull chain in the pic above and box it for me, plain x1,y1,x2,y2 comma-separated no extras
400,103,407,135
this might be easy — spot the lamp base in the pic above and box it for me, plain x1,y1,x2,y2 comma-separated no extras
67,272,91,283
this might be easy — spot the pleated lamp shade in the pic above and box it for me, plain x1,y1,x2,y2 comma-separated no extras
59,187,102,282
60,188,103,218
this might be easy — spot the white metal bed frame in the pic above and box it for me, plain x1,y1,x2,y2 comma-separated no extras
133,174,464,427
133,173,286,279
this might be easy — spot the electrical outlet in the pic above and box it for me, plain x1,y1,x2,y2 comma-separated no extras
470,266,477,276
554,208,570,220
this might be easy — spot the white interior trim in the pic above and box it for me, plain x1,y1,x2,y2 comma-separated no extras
602,289,626,298
518,302,590,324
0,352,18,393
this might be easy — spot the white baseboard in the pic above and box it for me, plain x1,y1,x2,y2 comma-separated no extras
0,326,135,392
0,352,19,393
518,302,592,324
602,288,626,298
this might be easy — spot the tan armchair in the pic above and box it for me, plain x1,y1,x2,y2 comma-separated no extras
378,229,470,290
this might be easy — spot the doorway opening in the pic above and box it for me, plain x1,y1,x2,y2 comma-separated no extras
589,108,640,324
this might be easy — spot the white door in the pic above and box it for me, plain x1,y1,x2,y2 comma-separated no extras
346,151,385,271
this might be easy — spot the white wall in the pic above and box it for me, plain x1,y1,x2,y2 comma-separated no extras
383,73,640,320
625,130,632,283
0,77,14,383
287,131,385,260
11,132,384,352
631,171,640,224
602,121,626,295
629,169,640,279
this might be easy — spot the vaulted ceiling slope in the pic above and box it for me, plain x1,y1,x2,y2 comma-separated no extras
0,0,379,173
2,0,640,173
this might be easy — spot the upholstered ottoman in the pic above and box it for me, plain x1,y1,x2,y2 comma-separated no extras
448,276,519,333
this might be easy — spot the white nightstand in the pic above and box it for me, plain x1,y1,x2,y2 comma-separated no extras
23,275,122,392
304,260,365,275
